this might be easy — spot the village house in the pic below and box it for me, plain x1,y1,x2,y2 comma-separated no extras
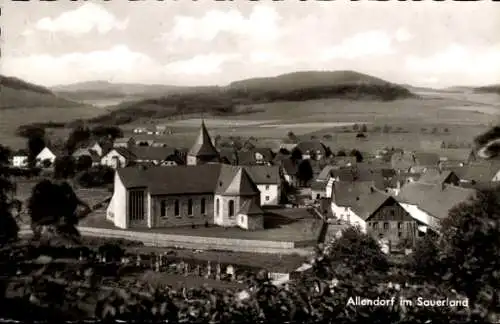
390,151,440,173
186,120,221,166
11,150,29,168
444,161,500,184
237,148,275,166
72,148,101,166
36,146,61,166
243,165,282,206
293,141,329,161
395,181,476,232
101,147,135,169
330,181,422,248
106,163,265,231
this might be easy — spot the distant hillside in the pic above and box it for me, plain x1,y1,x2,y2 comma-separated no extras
0,75,83,109
52,81,216,101
22,70,416,128
474,85,500,95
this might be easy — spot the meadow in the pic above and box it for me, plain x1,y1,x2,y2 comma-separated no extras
1,90,499,153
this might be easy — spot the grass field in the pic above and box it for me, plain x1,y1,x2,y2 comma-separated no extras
2,91,499,152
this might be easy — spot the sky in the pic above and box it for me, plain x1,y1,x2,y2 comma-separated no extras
1,0,499,88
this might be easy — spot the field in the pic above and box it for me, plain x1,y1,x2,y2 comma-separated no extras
115,93,500,152
2,91,499,153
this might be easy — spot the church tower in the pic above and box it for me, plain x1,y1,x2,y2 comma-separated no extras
187,120,220,165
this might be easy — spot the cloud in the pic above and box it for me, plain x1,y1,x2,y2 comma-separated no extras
249,50,296,67
163,53,240,75
320,31,395,61
32,3,129,35
395,28,413,42
1,45,159,86
164,5,281,43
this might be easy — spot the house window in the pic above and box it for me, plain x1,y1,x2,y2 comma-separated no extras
216,199,220,216
129,190,145,221
265,185,270,190
373,222,379,230
390,209,395,217
397,222,403,229
398,232,403,238
174,200,180,217
201,198,206,215
240,215,244,223
265,196,270,201
160,200,167,218
229,200,235,217
383,222,389,230
187,199,193,216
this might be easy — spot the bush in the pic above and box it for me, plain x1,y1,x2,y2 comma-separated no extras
76,166,114,188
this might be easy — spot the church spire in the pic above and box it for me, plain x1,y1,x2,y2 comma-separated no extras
188,119,219,159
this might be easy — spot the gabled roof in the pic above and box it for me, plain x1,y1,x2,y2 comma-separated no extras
118,164,223,194
445,161,500,182
243,165,280,184
188,120,219,157
396,182,476,220
38,146,64,157
418,169,457,185
238,199,264,216
108,147,136,160
317,165,336,182
332,181,394,221
216,166,260,196
131,147,177,161
295,141,328,156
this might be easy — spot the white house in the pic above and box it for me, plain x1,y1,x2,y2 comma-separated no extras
101,148,134,169
243,165,282,206
36,147,59,166
12,151,29,168
395,181,476,232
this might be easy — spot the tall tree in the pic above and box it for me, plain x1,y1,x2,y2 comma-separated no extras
53,156,76,179
27,135,46,166
0,145,19,244
66,126,91,154
28,180,90,242
297,159,313,186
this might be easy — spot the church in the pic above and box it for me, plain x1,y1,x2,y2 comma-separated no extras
106,121,267,230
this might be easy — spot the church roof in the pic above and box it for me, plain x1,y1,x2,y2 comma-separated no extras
238,199,264,216
216,166,260,196
188,120,219,157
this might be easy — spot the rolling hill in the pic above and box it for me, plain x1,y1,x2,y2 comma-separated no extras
0,75,83,109
52,80,217,101
474,85,500,95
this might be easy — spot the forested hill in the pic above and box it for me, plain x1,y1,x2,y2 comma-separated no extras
0,75,83,109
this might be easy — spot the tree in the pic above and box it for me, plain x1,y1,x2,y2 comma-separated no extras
349,149,363,162
27,135,46,166
66,126,91,154
75,155,93,172
16,125,45,139
290,147,303,161
431,188,500,320
355,132,366,139
28,180,90,242
286,131,298,143
76,166,114,188
337,150,346,157
360,124,368,133
53,156,76,179
431,127,438,134
0,145,20,244
444,127,449,133
352,124,359,131
297,159,313,186
91,126,123,140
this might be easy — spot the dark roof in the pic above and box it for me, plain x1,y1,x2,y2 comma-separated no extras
238,199,264,215
215,166,260,196
418,169,457,185
219,148,239,165
109,147,136,160
396,182,476,220
188,120,219,158
131,147,177,161
243,165,280,184
444,162,500,182
282,158,299,176
332,181,393,220
237,148,275,165
390,151,439,171
317,165,336,181
114,137,133,144
413,152,441,166
295,141,327,156
426,148,474,162
118,164,223,194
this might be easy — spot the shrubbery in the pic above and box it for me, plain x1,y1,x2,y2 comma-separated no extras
75,165,114,188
